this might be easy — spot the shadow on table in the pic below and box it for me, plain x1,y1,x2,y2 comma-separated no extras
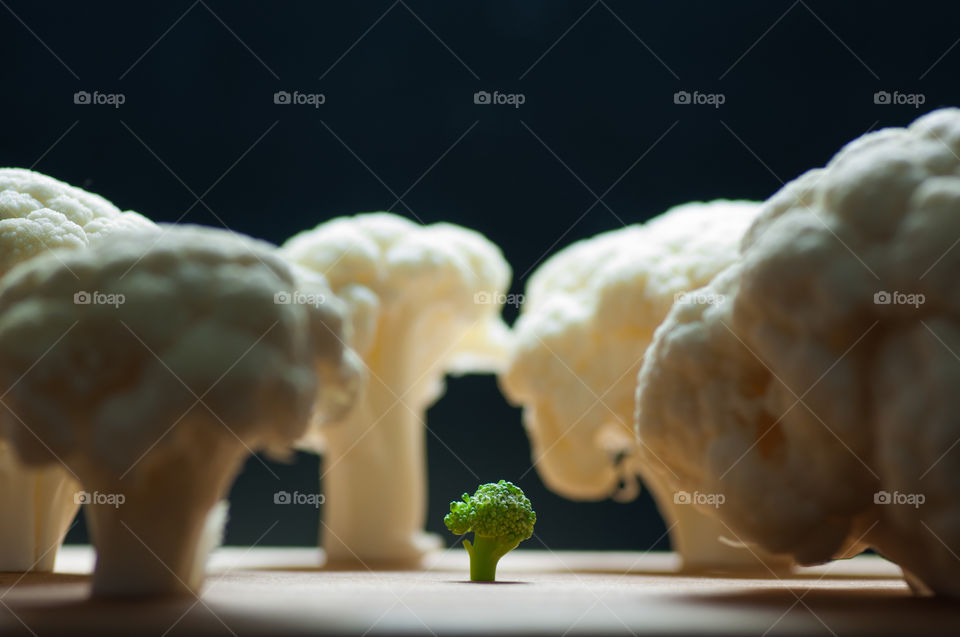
0,571,88,587
0,595,332,637
678,587,960,634
564,566,902,581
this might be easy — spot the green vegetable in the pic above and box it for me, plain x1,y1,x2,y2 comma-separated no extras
444,480,536,581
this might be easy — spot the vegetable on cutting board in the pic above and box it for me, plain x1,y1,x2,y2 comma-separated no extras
0,224,361,596
500,199,792,573
444,480,536,582
281,213,512,566
636,107,960,597
0,167,156,573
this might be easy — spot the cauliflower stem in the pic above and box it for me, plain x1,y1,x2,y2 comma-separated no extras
321,349,440,563
84,442,243,597
0,444,79,572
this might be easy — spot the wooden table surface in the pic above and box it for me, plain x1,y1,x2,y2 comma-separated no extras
0,547,956,636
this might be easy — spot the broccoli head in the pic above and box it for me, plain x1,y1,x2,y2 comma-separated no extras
444,480,536,581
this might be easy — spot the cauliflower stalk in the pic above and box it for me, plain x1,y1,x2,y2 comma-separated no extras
0,443,79,572
281,213,511,565
502,200,793,572
0,168,155,572
444,480,536,582
636,108,960,596
0,225,360,596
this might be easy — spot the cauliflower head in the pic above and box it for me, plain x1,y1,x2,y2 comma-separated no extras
0,168,154,275
0,168,156,573
281,212,512,565
636,108,960,595
500,200,795,571
0,224,360,596
502,200,760,502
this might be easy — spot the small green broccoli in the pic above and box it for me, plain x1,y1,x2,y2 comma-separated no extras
444,480,536,581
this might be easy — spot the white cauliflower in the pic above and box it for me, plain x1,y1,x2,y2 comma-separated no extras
0,443,80,572
281,212,511,565
0,168,154,271
501,200,793,571
0,168,156,573
636,108,960,595
0,225,360,596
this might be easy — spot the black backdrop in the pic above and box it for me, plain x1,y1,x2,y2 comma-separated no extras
2,1,958,550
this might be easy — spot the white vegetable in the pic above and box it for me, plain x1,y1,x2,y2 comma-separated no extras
0,224,360,596
0,168,155,573
0,443,79,572
281,212,511,565
636,108,960,595
502,200,791,571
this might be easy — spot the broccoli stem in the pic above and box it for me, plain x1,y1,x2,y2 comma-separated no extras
464,535,515,582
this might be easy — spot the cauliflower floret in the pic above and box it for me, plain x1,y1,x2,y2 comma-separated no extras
502,200,793,571
636,108,960,595
0,168,153,273
0,224,360,596
281,212,511,565
0,168,157,573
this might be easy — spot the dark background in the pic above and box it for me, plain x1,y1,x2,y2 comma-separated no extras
2,1,957,551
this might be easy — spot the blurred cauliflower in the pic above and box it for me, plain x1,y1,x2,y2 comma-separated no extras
0,168,156,572
281,212,511,565
0,225,360,596
501,200,794,571
636,108,960,595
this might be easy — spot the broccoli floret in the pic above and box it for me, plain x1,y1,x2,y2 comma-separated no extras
444,480,536,581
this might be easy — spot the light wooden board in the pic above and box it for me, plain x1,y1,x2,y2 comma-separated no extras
0,547,956,636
